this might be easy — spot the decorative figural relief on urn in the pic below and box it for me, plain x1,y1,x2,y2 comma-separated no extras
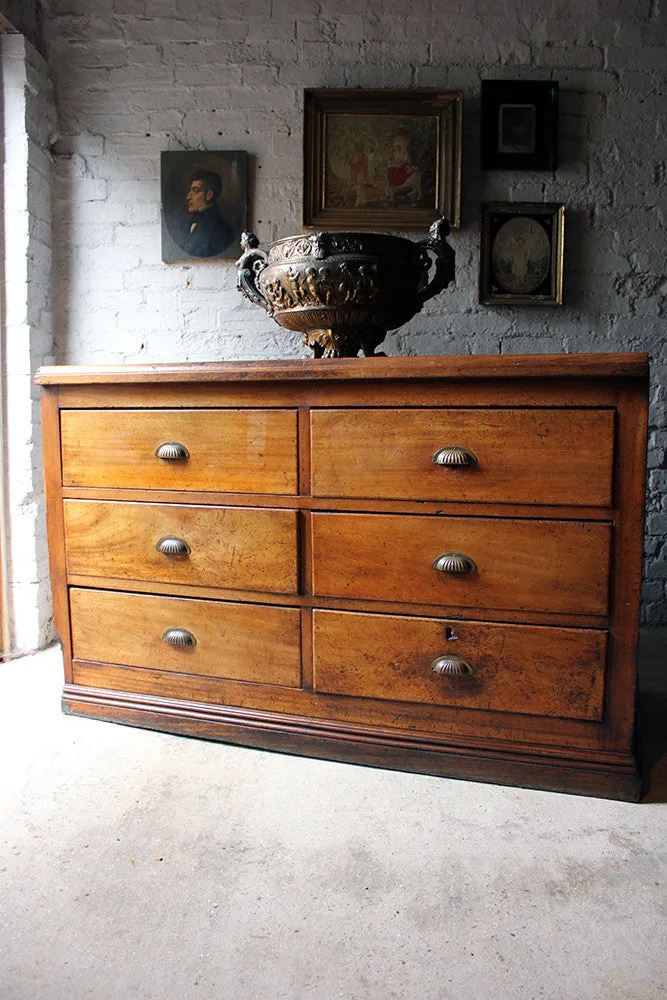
236,219,455,357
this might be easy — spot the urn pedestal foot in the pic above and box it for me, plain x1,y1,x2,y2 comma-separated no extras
300,326,387,358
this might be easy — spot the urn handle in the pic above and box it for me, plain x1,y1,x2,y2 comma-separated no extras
236,232,271,312
415,217,456,309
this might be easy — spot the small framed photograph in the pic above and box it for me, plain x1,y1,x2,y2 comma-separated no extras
481,80,558,170
161,150,247,262
479,202,565,306
303,89,462,230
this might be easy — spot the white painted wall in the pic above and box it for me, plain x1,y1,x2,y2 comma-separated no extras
1,33,56,654
41,0,667,623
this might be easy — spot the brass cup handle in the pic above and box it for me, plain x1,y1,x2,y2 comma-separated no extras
162,628,197,647
433,552,477,574
155,536,191,557
155,441,190,461
431,655,474,676
432,446,477,468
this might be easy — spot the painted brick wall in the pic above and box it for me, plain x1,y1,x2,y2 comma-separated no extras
43,0,666,623
2,33,56,654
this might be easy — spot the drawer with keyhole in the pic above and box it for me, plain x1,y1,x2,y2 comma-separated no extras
313,609,607,721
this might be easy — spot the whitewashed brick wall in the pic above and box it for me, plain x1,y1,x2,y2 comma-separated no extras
1,33,56,654
41,0,666,623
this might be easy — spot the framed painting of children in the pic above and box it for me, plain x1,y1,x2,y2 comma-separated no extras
303,90,462,230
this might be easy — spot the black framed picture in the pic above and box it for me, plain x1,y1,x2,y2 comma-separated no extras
479,202,565,306
161,150,247,262
481,80,558,171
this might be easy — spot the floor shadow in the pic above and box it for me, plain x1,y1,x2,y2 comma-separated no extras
637,629,667,803
638,689,667,802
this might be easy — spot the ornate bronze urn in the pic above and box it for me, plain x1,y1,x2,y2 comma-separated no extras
236,218,455,357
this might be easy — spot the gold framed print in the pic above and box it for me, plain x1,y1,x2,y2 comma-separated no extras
480,202,565,305
303,89,462,230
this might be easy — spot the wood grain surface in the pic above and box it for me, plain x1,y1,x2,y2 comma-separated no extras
312,609,607,721
64,500,298,594
36,353,649,799
35,352,649,384
70,588,301,687
61,408,298,494
311,406,615,505
311,512,611,614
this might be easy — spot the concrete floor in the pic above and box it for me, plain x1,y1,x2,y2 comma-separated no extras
1,635,665,1000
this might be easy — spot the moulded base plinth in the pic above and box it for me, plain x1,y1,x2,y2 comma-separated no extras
62,684,643,803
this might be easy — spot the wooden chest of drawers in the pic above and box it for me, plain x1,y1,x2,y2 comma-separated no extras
36,354,649,800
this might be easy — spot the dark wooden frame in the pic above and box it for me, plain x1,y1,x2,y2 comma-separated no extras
160,150,247,262
480,202,565,306
303,89,462,230
481,80,558,171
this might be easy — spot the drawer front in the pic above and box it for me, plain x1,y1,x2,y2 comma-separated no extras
70,588,301,687
313,610,607,721
311,408,615,505
64,500,298,594
61,408,298,494
312,513,611,615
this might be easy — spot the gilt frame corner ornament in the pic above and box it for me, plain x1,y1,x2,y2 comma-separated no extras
303,88,462,231
479,202,565,307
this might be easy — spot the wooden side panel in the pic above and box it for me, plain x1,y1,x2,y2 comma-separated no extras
604,380,649,746
312,610,607,721
311,407,615,505
64,500,299,595
312,513,612,615
61,408,298,494
70,588,302,687
40,389,74,680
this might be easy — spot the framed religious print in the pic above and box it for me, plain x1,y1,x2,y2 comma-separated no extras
479,202,565,305
481,80,558,171
303,89,462,230
161,150,247,262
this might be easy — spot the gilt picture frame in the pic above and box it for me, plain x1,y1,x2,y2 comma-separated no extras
481,80,559,171
479,202,565,306
161,150,247,262
303,89,462,230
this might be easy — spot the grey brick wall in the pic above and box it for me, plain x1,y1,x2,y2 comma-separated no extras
43,0,666,623
2,33,55,653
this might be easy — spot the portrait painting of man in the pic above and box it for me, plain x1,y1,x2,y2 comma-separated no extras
161,151,247,262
